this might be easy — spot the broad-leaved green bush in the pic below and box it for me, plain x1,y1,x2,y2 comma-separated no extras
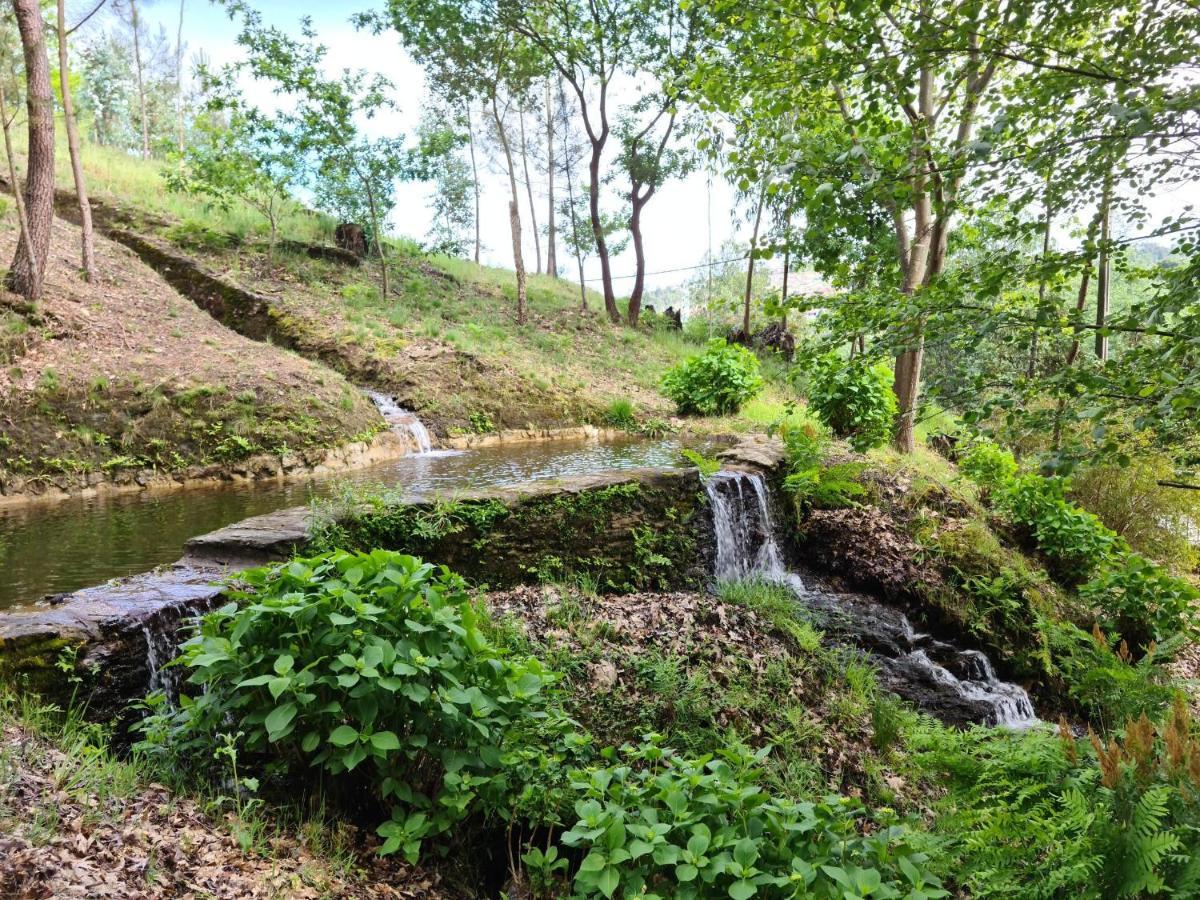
959,440,1018,491
1080,553,1200,650
662,339,764,417
138,549,558,861
995,475,1122,581
804,354,898,452
561,737,947,899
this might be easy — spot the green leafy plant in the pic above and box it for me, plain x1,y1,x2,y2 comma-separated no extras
776,420,867,512
1080,554,1200,650
661,339,764,417
959,440,1018,491
561,736,946,899
603,398,638,430
803,354,897,452
137,550,558,862
681,448,722,477
911,701,1200,899
996,475,1122,581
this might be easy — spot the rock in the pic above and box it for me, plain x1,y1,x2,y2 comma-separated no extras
334,223,368,258
752,321,795,360
589,661,618,691
718,435,786,472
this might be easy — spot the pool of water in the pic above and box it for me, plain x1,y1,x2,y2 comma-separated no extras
0,436,704,609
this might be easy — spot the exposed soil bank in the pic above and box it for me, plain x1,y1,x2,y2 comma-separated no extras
0,431,405,509
0,215,384,491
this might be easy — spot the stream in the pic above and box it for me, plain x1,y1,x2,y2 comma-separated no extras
0,411,702,609
704,470,1039,728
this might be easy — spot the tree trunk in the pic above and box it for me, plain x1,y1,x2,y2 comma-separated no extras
57,0,97,282
627,194,647,326
544,80,556,277
742,180,768,339
780,245,790,329
466,105,481,264
564,140,586,310
0,81,38,306
360,173,389,297
129,0,150,159
587,141,618,322
5,0,55,303
1095,169,1113,361
517,106,541,275
1027,174,1053,379
492,97,527,325
175,0,186,152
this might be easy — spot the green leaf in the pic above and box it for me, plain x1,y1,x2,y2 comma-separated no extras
273,654,294,675
329,724,359,747
370,731,401,751
264,702,296,740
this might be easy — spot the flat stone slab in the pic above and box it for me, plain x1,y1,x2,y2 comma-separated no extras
719,436,786,471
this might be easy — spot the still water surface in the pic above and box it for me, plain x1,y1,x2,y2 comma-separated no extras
0,437,698,609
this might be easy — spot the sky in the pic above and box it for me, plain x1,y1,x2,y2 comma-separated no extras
102,0,743,294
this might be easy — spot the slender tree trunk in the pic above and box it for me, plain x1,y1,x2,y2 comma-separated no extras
517,106,541,275
564,142,586,310
1095,169,1113,361
57,0,97,282
544,81,556,277
0,82,38,304
129,0,150,159
587,141,618,322
492,96,527,325
360,174,389,296
1053,214,1103,448
780,245,790,330
175,0,186,152
742,180,768,339
466,106,481,265
1027,173,1053,379
6,0,55,303
627,193,648,326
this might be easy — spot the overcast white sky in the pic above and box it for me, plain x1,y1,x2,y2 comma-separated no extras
105,1,1192,292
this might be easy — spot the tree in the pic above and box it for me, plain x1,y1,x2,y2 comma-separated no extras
112,0,150,159
56,0,97,281
223,3,406,294
369,0,544,324
409,105,475,256
165,93,303,254
501,0,700,325
5,0,54,304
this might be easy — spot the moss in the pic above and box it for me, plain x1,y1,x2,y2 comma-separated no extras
314,474,706,592
0,637,86,699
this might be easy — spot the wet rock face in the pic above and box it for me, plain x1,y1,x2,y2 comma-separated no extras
0,564,230,721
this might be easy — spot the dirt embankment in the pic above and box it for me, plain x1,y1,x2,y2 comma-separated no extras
0,215,387,501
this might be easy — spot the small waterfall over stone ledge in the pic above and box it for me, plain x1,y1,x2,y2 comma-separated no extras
365,390,434,454
704,470,1038,729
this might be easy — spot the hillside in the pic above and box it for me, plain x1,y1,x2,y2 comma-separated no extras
0,212,383,495
54,144,790,438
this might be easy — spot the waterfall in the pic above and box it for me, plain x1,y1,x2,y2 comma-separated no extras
705,469,1038,729
365,390,434,454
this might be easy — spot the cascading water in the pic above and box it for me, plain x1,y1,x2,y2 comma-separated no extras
365,390,435,454
704,469,1038,729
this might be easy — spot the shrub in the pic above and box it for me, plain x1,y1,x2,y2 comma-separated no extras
911,702,1200,899
1080,554,1200,649
561,737,946,899
139,550,558,861
996,475,1122,581
777,420,867,513
804,354,898,452
661,339,764,417
1069,451,1200,572
959,440,1018,490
